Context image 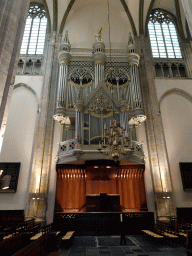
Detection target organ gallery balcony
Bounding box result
[55,138,145,165]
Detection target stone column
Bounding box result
[93,40,106,86]
[180,0,192,37]
[26,32,60,223]
[181,40,192,78]
[0,0,30,150]
[136,35,176,219]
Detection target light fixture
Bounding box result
[2,175,11,189]
[30,192,41,200]
[97,0,134,162]
[98,119,134,162]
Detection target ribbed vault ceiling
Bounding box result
[43,0,186,39]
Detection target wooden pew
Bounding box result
[0,232,24,256]
[48,231,62,250]
[142,224,164,244]
[142,229,164,238]
[0,210,24,227]
[12,233,50,256]
[29,223,52,241]
[47,251,61,256]
[158,221,179,245]
[186,230,192,256]
[11,223,59,256]
[0,222,59,256]
[0,218,36,241]
[61,231,75,248]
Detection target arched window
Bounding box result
[148,9,182,58]
[20,3,47,55]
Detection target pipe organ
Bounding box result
[54,30,146,164]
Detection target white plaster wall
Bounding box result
[15,76,43,99]
[0,87,38,210]
[155,78,192,208]
[0,75,43,211]
[155,78,192,101]
[64,3,131,49]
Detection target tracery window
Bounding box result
[20,4,47,55]
[148,9,182,58]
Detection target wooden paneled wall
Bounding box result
[55,164,147,213]
[117,168,147,212]
[55,168,86,212]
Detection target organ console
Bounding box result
[86,193,121,212]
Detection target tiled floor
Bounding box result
[60,235,187,256]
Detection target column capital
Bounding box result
[93,41,106,65]
[93,52,106,66]
[53,113,66,123]
[129,114,146,126]
[58,51,71,65]
[127,53,140,66]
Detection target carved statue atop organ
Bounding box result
[54,31,146,164]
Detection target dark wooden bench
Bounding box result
[47,250,61,256]
[0,232,24,256]
[0,218,36,241]
[161,221,179,244]
[142,225,164,245]
[0,210,24,226]
[186,248,192,256]
[27,223,41,238]
[48,231,62,250]
[142,229,164,239]
[62,231,75,248]
[0,222,61,256]
[163,218,188,243]
[29,223,51,241]
[142,223,164,236]
[11,223,59,256]
[12,233,50,256]
[186,230,192,256]
[0,221,41,255]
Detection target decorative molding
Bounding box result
[120,0,137,36]
[84,81,119,110]
[159,88,192,109]
[174,0,185,39]
[139,0,144,35]
[14,83,39,102]
[59,0,76,34]
[144,0,157,37]
[43,0,51,33]
[53,0,58,31]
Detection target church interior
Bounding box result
[0,0,192,255]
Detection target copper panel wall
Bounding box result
[86,180,117,194]
[55,167,86,212]
[86,165,117,195]
[117,167,147,211]
[55,164,147,213]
